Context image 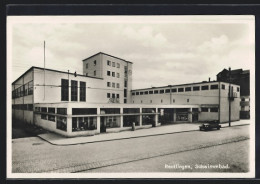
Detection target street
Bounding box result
[12,124,250,173]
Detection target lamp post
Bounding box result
[228,67,231,127]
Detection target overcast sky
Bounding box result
[8,16,254,89]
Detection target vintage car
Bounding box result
[199,120,221,131]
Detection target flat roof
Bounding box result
[82,52,133,64]
[131,81,239,92]
[12,66,103,85]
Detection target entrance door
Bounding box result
[192,113,198,122]
[100,117,106,133]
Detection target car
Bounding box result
[199,120,221,131]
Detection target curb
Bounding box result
[38,123,250,146]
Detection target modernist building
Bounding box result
[217,68,250,119]
[12,52,241,137]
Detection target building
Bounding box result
[12,52,241,137]
[131,81,240,124]
[217,68,250,119]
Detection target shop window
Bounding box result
[210,84,218,90]
[193,86,200,91]
[41,107,47,120]
[185,87,191,92]
[72,117,97,132]
[71,80,78,101]
[202,85,209,90]
[48,108,55,122]
[72,108,97,115]
[57,117,67,131]
[61,79,69,101]
[80,81,86,101]
[201,108,208,112]
[178,88,184,92]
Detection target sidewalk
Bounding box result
[38,120,250,146]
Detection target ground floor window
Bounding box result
[176,113,188,121]
[41,107,47,120]
[72,117,97,132]
[142,115,155,125]
[57,117,67,131]
[104,116,120,128]
[123,115,140,127]
[48,108,55,122]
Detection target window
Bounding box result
[28,104,33,111]
[57,117,67,131]
[117,73,120,78]
[210,85,218,90]
[154,90,158,94]
[124,89,127,97]
[150,100,152,103]
[140,92,144,95]
[237,87,240,92]
[93,60,96,65]
[202,85,209,90]
[141,100,143,103]
[107,60,111,65]
[124,99,127,103]
[20,85,24,97]
[201,108,208,112]
[71,80,78,101]
[136,92,140,95]
[178,88,184,92]
[48,108,55,122]
[41,107,47,120]
[124,80,127,87]
[107,82,111,87]
[149,90,153,94]
[61,79,69,101]
[171,88,177,93]
[57,108,67,115]
[112,82,115,88]
[117,63,120,68]
[86,73,88,76]
[165,89,170,93]
[28,81,33,95]
[161,99,163,103]
[210,108,218,112]
[107,93,111,98]
[94,70,96,76]
[24,83,29,96]
[222,84,225,89]
[86,63,88,69]
[117,94,120,98]
[80,82,86,101]
[193,86,200,91]
[187,99,189,102]
[112,93,115,98]
[132,92,135,96]
[173,99,175,103]
[112,62,115,67]
[185,87,191,92]
[112,72,115,77]
[145,91,148,94]
[107,71,111,76]
[117,83,120,88]
[160,90,164,94]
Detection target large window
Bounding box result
[41,107,47,120]
[210,85,218,90]
[57,108,67,115]
[160,90,164,94]
[72,117,97,132]
[210,108,218,112]
[202,85,209,90]
[57,117,67,131]
[61,79,69,101]
[178,88,184,92]
[193,86,200,91]
[28,81,33,95]
[165,89,170,93]
[80,81,86,101]
[201,108,208,112]
[171,88,177,93]
[185,87,191,92]
[48,108,55,122]
[71,80,78,101]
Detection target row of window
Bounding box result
[12,104,33,111]
[107,71,120,78]
[107,93,120,99]
[201,107,219,112]
[12,81,33,99]
[132,84,239,96]
[61,79,86,101]
[107,60,120,68]
[107,82,120,88]
[133,99,187,104]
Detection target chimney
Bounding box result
[209,77,211,82]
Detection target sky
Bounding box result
[8,16,255,89]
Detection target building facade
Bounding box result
[12,52,241,137]
[217,68,250,119]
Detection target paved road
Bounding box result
[12,125,250,173]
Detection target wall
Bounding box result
[82,54,102,78]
